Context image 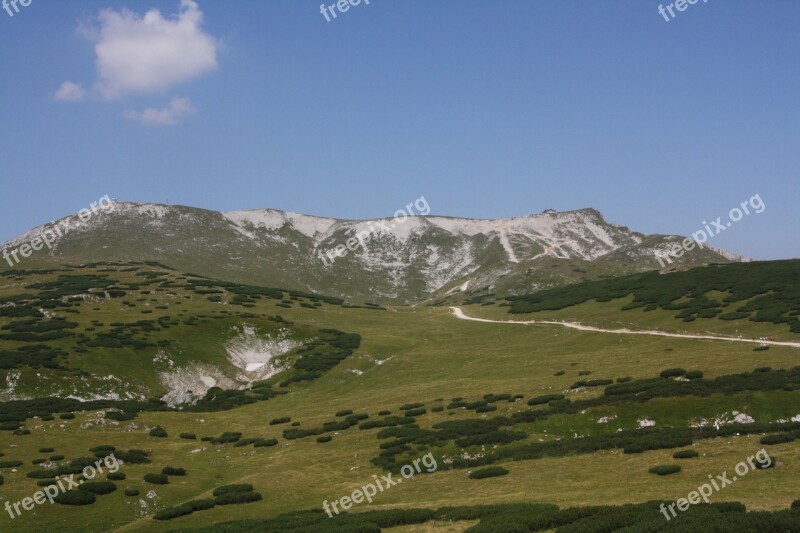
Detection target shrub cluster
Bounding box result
[506,260,800,334]
[660,368,687,378]
[649,464,682,476]
[54,490,96,506]
[80,481,117,495]
[527,394,564,406]
[149,426,168,438]
[571,379,613,389]
[154,499,217,521]
[469,466,509,479]
[215,491,263,506]
[115,449,151,464]
[673,449,700,459]
[761,432,798,445]
[144,473,169,485]
[212,484,263,506]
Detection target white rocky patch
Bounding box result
[152,351,174,369]
[157,325,301,406]
[637,418,656,428]
[690,411,756,428]
[225,325,300,378]
[158,363,238,407]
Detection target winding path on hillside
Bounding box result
[449,307,800,348]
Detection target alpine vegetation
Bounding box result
[322,452,437,517]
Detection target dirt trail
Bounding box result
[449,307,800,348]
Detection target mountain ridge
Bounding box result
[2,201,738,303]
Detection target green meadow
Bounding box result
[0,262,798,531]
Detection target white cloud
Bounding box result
[58,0,218,101]
[54,81,87,101]
[124,97,196,126]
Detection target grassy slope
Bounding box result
[459,260,800,343]
[0,265,798,531]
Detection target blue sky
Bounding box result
[1,0,798,259]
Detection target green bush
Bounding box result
[154,503,194,521]
[179,432,197,440]
[36,479,56,486]
[190,499,216,511]
[649,464,681,476]
[570,379,613,388]
[124,488,139,497]
[211,431,242,444]
[215,491,263,505]
[527,394,566,406]
[27,469,57,478]
[269,417,290,425]
[67,457,96,470]
[59,413,76,420]
[317,436,332,443]
[162,466,187,476]
[685,370,704,380]
[660,368,687,378]
[761,433,796,445]
[792,500,800,509]
[32,458,46,464]
[254,438,278,447]
[469,467,509,479]
[38,447,55,453]
[115,450,151,464]
[378,410,391,416]
[154,499,217,521]
[335,409,353,417]
[80,481,117,495]
[108,472,126,480]
[144,473,169,485]
[359,416,416,430]
[235,437,266,448]
[49,455,64,461]
[673,449,700,459]
[54,490,96,506]
[149,426,168,438]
